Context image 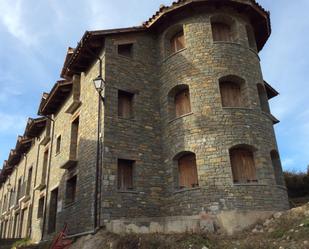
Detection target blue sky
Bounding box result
[0,0,308,172]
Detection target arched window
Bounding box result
[246,25,256,49]
[271,150,284,186]
[168,85,192,118]
[211,15,235,42]
[177,152,198,189]
[257,83,270,113]
[219,75,246,108]
[229,145,257,184]
[170,31,185,54]
[212,22,232,42]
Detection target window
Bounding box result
[220,81,242,107]
[170,31,185,53]
[41,149,49,185]
[246,25,256,49]
[16,178,22,202]
[219,76,246,108]
[48,188,58,233]
[118,90,134,119]
[177,153,198,189]
[257,83,270,113]
[212,22,232,42]
[37,196,45,219]
[118,43,133,58]
[229,146,257,184]
[175,88,191,117]
[118,159,134,191]
[26,167,33,195]
[70,117,79,159]
[65,176,77,205]
[56,135,61,154]
[271,150,284,186]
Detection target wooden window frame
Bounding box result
[118,43,133,58]
[174,88,192,117]
[230,147,257,184]
[37,196,45,219]
[65,175,77,205]
[118,90,134,119]
[48,187,58,234]
[117,159,134,191]
[170,30,185,54]
[177,153,199,189]
[211,22,232,42]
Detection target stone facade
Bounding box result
[0,0,289,242]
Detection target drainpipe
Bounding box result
[41,115,55,241]
[84,46,104,231]
[28,137,41,238]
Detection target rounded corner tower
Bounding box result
[145,0,289,230]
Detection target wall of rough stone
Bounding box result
[100,33,164,223]
[157,8,289,216]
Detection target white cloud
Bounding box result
[0,0,38,46]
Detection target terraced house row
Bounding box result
[0,0,289,242]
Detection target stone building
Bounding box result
[0,0,289,242]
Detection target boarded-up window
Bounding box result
[118,159,134,191]
[37,196,45,219]
[178,153,198,188]
[170,31,185,53]
[48,188,58,234]
[70,117,79,159]
[26,167,33,195]
[220,81,243,107]
[41,149,49,185]
[257,84,270,113]
[246,25,256,49]
[212,22,232,42]
[230,148,257,183]
[56,135,61,154]
[118,90,134,119]
[175,88,191,117]
[65,175,77,205]
[271,150,284,186]
[118,43,133,58]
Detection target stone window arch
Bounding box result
[210,14,236,42]
[246,25,257,50]
[173,151,198,189]
[229,144,257,184]
[164,24,186,56]
[257,83,270,113]
[271,150,285,186]
[219,75,247,108]
[168,84,191,118]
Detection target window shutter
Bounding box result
[178,154,198,188]
[175,89,191,117]
[118,91,133,118]
[220,81,242,107]
[230,149,256,183]
[118,160,133,190]
[171,31,185,53]
[212,22,232,42]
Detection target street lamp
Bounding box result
[93,75,105,101]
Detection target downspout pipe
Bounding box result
[84,46,104,231]
[41,115,55,241]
